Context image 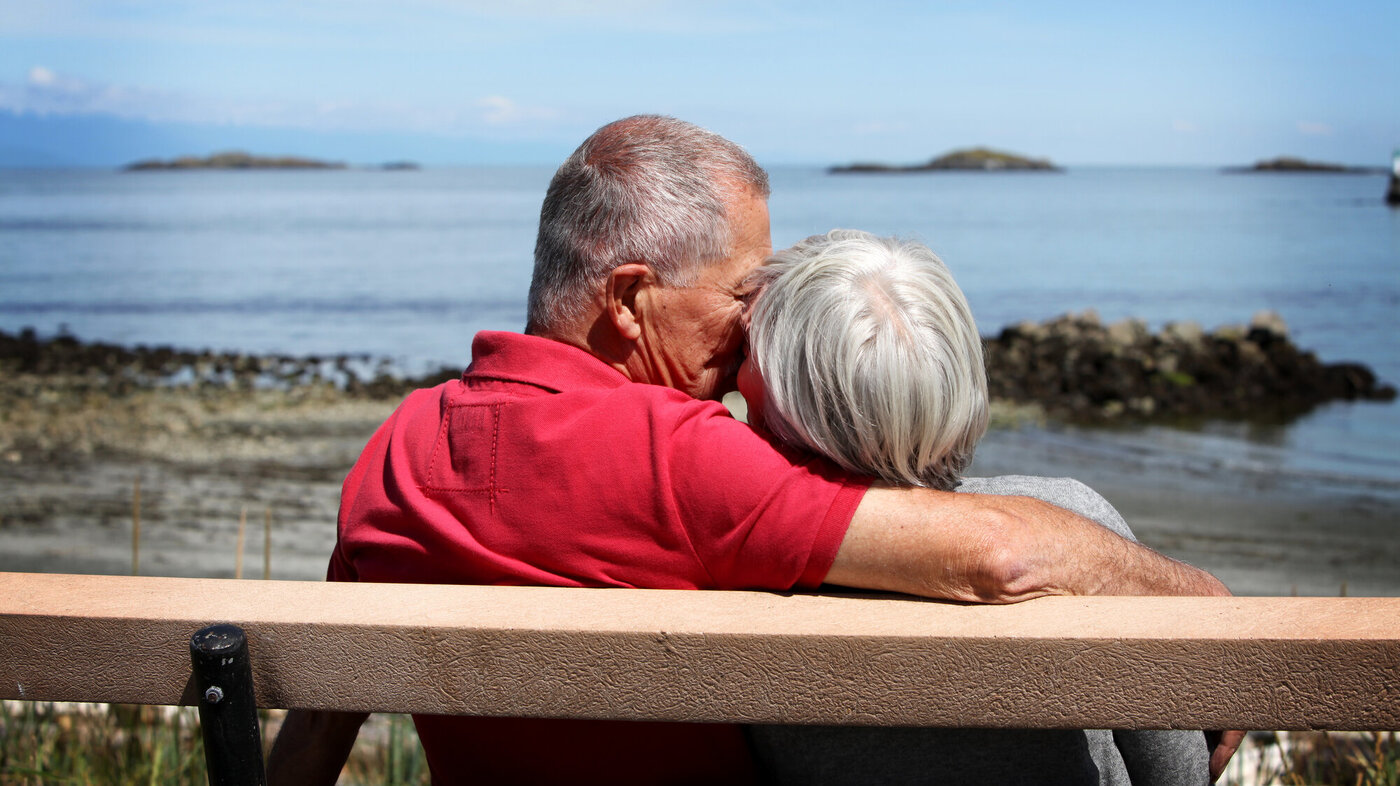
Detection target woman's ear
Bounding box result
[606,263,651,341]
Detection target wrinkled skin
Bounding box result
[621,189,771,401]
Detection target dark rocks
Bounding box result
[5,321,1394,425]
[1387,174,1400,207]
[983,311,1396,424]
[0,328,458,399]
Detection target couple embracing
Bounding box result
[270,115,1236,785]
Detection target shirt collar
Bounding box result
[464,331,632,394]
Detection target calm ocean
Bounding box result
[2,165,1397,496]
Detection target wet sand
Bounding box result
[972,428,1400,597]
[2,381,1397,596]
[0,384,387,581]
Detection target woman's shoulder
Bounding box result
[956,475,1135,541]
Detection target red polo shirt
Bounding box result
[329,331,868,784]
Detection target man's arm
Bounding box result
[267,709,369,786]
[825,485,1230,601]
[828,486,1240,779]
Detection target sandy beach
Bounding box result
[2,372,1397,597]
[971,428,1400,597]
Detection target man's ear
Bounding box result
[606,263,652,342]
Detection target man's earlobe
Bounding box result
[607,263,651,342]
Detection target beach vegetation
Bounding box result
[0,701,430,785]
[1224,730,1400,786]
[1157,370,1197,387]
[2,701,1395,785]
[1283,731,1400,786]
[0,701,208,785]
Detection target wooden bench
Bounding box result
[3,572,1399,781]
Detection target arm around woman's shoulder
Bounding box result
[824,482,1228,603]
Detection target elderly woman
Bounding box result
[738,230,1208,786]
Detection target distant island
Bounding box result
[830,147,1061,174]
[124,151,347,171]
[1224,156,1383,174]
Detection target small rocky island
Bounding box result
[831,147,1060,174]
[124,151,347,171]
[1224,156,1381,174]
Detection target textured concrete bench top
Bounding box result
[2,572,1397,729]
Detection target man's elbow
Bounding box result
[962,541,1060,604]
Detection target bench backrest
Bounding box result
[3,572,1398,729]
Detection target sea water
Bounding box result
[1,165,1397,495]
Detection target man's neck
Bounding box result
[528,317,636,384]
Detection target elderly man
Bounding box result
[269,115,1231,785]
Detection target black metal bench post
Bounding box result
[190,624,267,786]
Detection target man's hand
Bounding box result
[1206,729,1246,783]
[826,485,1230,602]
[267,709,369,786]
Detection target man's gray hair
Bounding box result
[527,115,770,331]
[746,230,989,489]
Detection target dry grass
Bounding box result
[0,701,430,785]
[1224,731,1400,786]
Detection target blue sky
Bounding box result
[1,0,1397,167]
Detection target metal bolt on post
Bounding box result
[190,624,267,786]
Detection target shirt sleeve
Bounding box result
[664,401,870,590]
[326,541,358,582]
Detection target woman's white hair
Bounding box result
[746,230,989,489]
[527,115,769,332]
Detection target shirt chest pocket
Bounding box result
[422,403,507,509]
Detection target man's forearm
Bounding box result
[826,486,1229,602]
[990,490,1230,599]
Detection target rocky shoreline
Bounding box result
[4,313,1393,441]
[984,311,1395,423]
[0,328,459,400]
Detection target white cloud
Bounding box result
[1171,119,1199,134]
[27,66,57,86]
[1296,121,1333,136]
[1,67,564,137]
[477,95,559,125]
[0,66,175,119]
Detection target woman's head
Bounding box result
[740,229,989,489]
